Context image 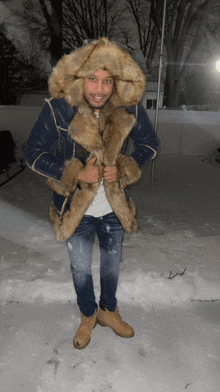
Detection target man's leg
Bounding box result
[67,215,98,317]
[96,212,124,312]
[67,215,98,349]
[96,212,134,338]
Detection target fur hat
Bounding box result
[48,37,146,108]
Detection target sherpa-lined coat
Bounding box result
[25,38,159,242]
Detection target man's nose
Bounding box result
[95,81,104,92]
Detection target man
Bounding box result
[24,38,159,350]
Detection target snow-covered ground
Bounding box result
[1,155,220,392]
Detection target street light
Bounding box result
[216,59,220,73]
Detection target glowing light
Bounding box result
[216,59,220,73]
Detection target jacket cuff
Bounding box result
[47,158,84,196]
[117,155,141,189]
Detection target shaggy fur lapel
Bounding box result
[49,102,141,241]
[69,102,136,165]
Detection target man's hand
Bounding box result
[104,166,117,182]
[77,157,103,183]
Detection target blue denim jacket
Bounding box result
[25,97,159,213]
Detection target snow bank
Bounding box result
[1,267,220,309]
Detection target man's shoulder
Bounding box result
[126,103,146,119]
[47,97,77,113]
[126,104,137,114]
[46,97,78,125]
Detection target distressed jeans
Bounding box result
[66,212,124,317]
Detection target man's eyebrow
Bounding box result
[90,74,113,78]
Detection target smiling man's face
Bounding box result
[84,69,114,111]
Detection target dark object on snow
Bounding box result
[0,164,26,187]
[215,148,220,164]
[0,130,16,174]
[167,268,186,279]
[0,130,26,188]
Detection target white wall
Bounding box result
[1,105,220,156]
[147,109,220,156]
[0,106,42,146]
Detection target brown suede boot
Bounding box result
[97,306,134,338]
[73,309,97,349]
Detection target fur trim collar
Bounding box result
[48,38,146,108]
[48,103,141,241]
[68,101,136,165]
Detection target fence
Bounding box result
[1,105,220,157]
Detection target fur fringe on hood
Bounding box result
[48,37,146,107]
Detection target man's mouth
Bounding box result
[92,95,105,103]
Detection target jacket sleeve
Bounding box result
[129,104,159,168]
[24,101,65,181]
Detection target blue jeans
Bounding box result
[66,212,124,317]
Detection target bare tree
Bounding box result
[124,0,160,78]
[125,0,220,107]
[0,25,47,104]
[62,0,120,51]
[19,0,62,67]
[38,0,63,66]
[19,0,122,70]
[152,0,219,107]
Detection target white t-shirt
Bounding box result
[84,111,113,217]
[85,179,113,217]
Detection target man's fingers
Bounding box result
[88,156,96,165]
[104,166,117,182]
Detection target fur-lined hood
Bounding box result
[48,37,146,108]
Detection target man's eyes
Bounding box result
[88,78,112,84]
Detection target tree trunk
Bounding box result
[164,63,175,107]
[50,0,63,66]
